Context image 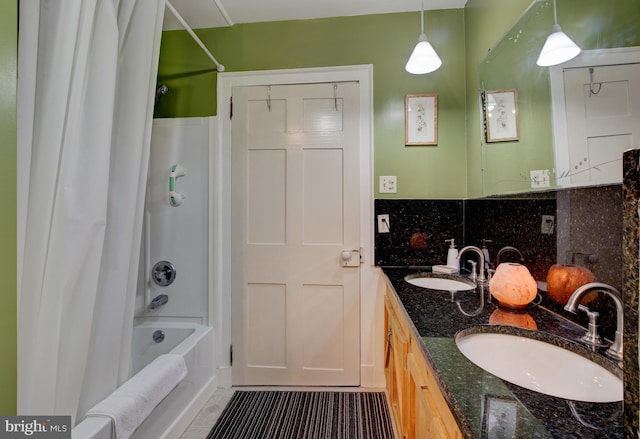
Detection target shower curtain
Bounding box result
[17,0,165,424]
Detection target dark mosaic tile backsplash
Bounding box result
[374,185,623,339]
[374,199,464,267]
[374,185,622,289]
[464,196,556,281]
[556,184,623,288]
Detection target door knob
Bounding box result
[341,249,361,267]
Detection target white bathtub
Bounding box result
[72,322,216,439]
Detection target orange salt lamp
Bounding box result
[489,308,538,330]
[489,263,538,309]
[546,264,596,305]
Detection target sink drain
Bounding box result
[153,330,165,343]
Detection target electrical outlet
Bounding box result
[377,214,390,233]
[541,215,555,234]
[530,169,551,188]
[379,176,397,194]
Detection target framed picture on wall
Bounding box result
[405,94,438,145]
[484,89,520,142]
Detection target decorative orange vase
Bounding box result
[546,264,596,305]
[489,263,538,309]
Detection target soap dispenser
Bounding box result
[445,239,460,273]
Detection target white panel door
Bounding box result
[563,63,640,185]
[231,82,361,386]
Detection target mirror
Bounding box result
[478,0,640,196]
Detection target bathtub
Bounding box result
[72,322,216,439]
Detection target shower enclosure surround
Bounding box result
[136,117,211,321]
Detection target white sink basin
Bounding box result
[404,274,475,291]
[455,327,623,403]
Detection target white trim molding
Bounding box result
[214,65,381,388]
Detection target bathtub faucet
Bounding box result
[150,294,169,309]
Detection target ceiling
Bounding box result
[163,0,468,31]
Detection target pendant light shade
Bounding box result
[536,0,581,66]
[406,34,442,74]
[405,1,442,74]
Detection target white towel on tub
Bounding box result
[86,353,187,439]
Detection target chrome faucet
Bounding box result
[467,260,478,282]
[564,282,623,362]
[150,294,169,310]
[457,246,486,284]
[496,246,525,265]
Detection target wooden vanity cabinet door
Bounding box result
[407,351,462,439]
[407,352,432,438]
[384,283,464,439]
[384,293,410,438]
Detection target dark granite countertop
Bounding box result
[381,267,624,439]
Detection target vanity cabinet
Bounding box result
[384,284,463,439]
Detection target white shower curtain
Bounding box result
[17,0,165,424]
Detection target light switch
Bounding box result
[380,176,397,193]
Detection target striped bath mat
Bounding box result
[206,390,394,439]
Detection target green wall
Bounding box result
[158,0,640,199]
[157,11,470,198]
[0,0,17,415]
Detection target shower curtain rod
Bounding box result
[165,1,225,72]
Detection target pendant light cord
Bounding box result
[420,0,424,35]
[552,0,558,25]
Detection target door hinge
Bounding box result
[230,344,233,366]
[229,96,233,120]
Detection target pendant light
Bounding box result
[536,0,581,66]
[405,0,442,74]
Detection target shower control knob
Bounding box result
[152,261,176,286]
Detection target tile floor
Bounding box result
[179,387,235,439]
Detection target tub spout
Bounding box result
[150,294,169,309]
